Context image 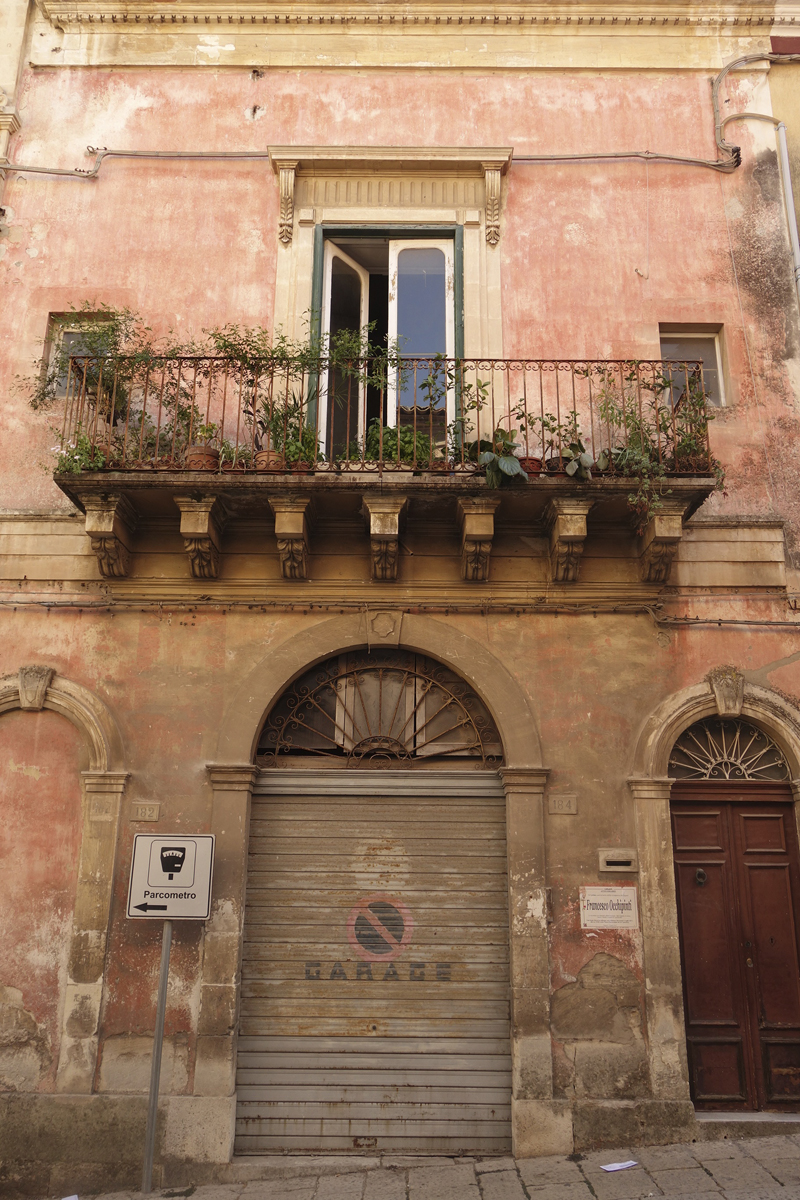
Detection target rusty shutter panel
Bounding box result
[236,771,511,1153]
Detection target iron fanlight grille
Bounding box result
[669,718,790,781]
[256,650,503,768]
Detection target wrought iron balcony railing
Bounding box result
[55,354,714,480]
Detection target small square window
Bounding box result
[659,330,724,407]
[45,313,112,398]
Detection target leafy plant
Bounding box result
[54,433,107,474]
[192,422,219,446]
[478,428,528,488]
[363,420,435,465]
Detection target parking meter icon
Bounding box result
[147,839,197,888]
[160,847,186,880]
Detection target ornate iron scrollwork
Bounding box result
[256,650,502,769]
[669,717,790,781]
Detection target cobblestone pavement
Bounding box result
[52,1133,800,1200]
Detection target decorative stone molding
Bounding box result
[18,665,54,710]
[175,494,224,579]
[707,665,745,716]
[482,159,506,245]
[362,495,407,582]
[269,495,311,579]
[0,110,21,166]
[80,493,136,578]
[544,499,593,583]
[638,500,686,584]
[273,157,298,244]
[0,670,128,1093]
[269,146,512,241]
[457,497,500,582]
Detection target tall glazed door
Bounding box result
[671,783,800,1110]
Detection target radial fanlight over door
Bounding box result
[256,650,503,767]
[669,718,790,781]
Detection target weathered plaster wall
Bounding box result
[2,66,800,554]
[0,606,796,1109]
[0,709,83,1092]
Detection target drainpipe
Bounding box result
[777,122,800,309]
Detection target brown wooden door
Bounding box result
[671,783,800,1111]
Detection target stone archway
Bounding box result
[0,666,128,1093]
[205,613,567,1159]
[627,669,800,1119]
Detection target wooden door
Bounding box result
[671,783,800,1110]
[235,771,511,1152]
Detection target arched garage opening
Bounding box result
[236,647,512,1154]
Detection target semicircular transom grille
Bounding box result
[256,650,503,767]
[669,717,790,781]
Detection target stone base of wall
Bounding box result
[0,1093,235,1197]
[571,1099,698,1151]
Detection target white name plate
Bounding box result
[580,885,639,929]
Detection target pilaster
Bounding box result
[199,765,259,1104]
[56,770,130,1093]
[628,776,691,1103]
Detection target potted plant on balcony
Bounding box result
[253,392,320,472]
[186,422,221,471]
[363,419,434,469]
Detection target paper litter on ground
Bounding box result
[600,1160,638,1172]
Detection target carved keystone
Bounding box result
[18,666,54,710]
[639,501,686,584]
[545,499,593,583]
[269,495,311,580]
[81,494,136,578]
[175,495,224,579]
[362,496,408,582]
[707,665,745,716]
[458,498,500,582]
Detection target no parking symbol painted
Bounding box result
[347,894,414,962]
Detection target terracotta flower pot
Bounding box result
[519,457,543,476]
[186,444,220,471]
[287,459,313,474]
[545,454,567,474]
[254,448,285,472]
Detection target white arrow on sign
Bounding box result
[127,834,215,920]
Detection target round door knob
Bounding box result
[695,868,707,886]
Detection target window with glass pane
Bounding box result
[659,333,723,407]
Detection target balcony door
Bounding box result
[320,237,455,457]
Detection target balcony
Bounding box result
[53,354,719,587]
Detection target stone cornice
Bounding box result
[36,0,793,28]
[269,146,512,176]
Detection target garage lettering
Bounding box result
[304,962,453,981]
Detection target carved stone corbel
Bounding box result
[18,666,54,710]
[81,494,136,578]
[545,499,594,583]
[638,501,686,584]
[269,495,311,580]
[275,159,298,244]
[362,496,408,582]
[458,497,500,582]
[174,495,225,579]
[482,160,505,246]
[707,665,745,716]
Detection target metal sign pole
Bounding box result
[142,919,173,1195]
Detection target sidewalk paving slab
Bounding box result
[362,1170,407,1200]
[476,1169,527,1200]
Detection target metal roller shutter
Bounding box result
[236,770,511,1153]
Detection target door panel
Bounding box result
[672,788,800,1112]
